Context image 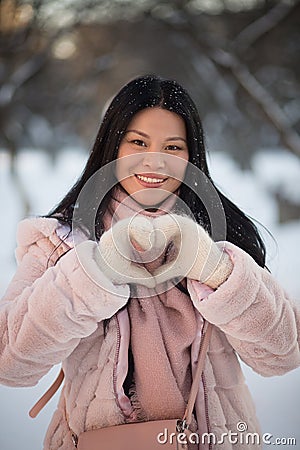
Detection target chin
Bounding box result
[131,189,171,207]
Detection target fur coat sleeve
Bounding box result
[187,242,300,377]
[0,218,130,387]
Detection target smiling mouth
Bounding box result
[135,174,167,184]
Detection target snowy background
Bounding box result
[0,146,299,449]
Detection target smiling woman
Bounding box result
[116,107,189,206]
[0,74,299,450]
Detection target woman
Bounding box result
[0,75,299,450]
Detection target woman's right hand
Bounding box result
[95,216,156,288]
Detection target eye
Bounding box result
[166,144,182,151]
[131,139,146,147]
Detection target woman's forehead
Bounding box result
[126,107,186,137]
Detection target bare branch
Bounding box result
[211,49,300,158]
[0,7,85,107]
[153,4,300,158]
[232,1,298,52]
[0,53,48,106]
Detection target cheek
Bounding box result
[115,157,131,182]
[180,158,189,177]
[168,157,189,181]
[116,152,147,182]
[115,144,130,178]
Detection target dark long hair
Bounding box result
[46,74,266,267]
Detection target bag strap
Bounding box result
[29,322,212,420]
[29,368,65,418]
[182,321,213,428]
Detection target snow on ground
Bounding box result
[0,148,299,450]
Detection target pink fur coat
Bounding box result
[0,217,299,449]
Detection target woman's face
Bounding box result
[116,107,189,207]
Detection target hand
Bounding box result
[152,214,233,289]
[95,216,156,288]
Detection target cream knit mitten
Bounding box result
[152,214,233,289]
[95,216,156,287]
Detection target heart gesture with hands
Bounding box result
[94,213,232,290]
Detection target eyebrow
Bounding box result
[126,129,187,143]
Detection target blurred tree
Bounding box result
[0,0,299,219]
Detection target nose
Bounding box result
[142,151,165,170]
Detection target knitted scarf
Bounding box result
[103,188,199,425]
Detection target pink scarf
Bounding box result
[103,188,199,426]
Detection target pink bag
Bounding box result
[73,418,197,450]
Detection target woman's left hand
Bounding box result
[152,214,233,289]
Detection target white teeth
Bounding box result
[136,175,165,183]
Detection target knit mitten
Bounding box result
[152,214,233,289]
[95,216,156,287]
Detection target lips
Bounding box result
[135,173,167,187]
